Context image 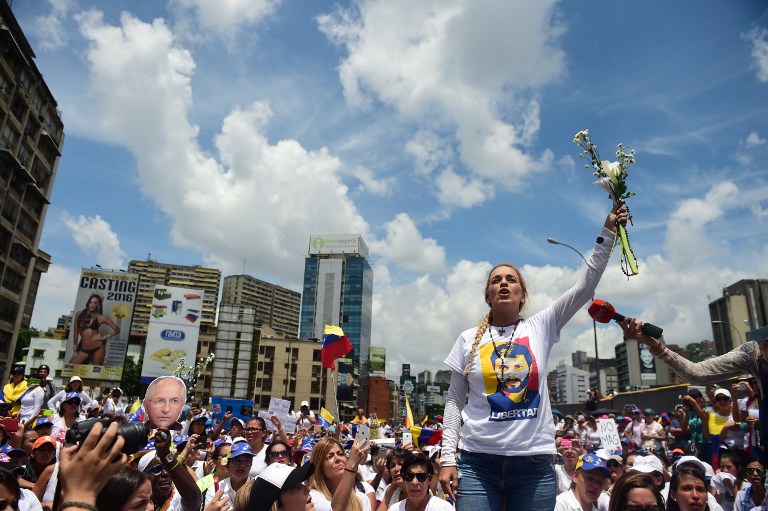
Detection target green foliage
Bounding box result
[120,356,144,399]
[13,327,39,364]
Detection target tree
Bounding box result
[120,356,144,400]
[13,327,39,365]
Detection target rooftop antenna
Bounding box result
[147,252,151,261]
[242,259,246,275]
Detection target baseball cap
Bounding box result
[630,455,664,475]
[33,436,57,450]
[300,401,309,408]
[575,453,611,478]
[11,366,24,375]
[0,453,23,474]
[69,376,82,383]
[0,445,26,458]
[714,388,731,399]
[191,411,210,422]
[250,462,315,511]
[229,442,254,458]
[37,364,50,372]
[644,408,655,415]
[595,449,622,464]
[674,455,706,473]
[64,392,81,402]
[687,388,703,398]
[33,417,52,429]
[172,434,190,446]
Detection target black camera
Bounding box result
[65,418,148,455]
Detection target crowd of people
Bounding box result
[0,202,766,511]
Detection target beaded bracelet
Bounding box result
[61,502,98,511]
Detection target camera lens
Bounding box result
[65,418,148,455]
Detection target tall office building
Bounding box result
[0,2,64,379]
[126,260,221,335]
[709,279,767,354]
[221,274,300,337]
[299,235,373,406]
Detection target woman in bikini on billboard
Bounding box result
[69,294,120,365]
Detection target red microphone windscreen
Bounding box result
[588,299,616,324]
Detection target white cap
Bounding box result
[69,376,82,383]
[300,401,309,407]
[674,455,706,473]
[138,450,157,472]
[714,388,731,399]
[630,455,664,475]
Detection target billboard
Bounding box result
[426,385,441,393]
[369,347,386,373]
[141,286,204,384]
[309,234,369,257]
[63,269,139,382]
[638,343,656,380]
[337,358,355,402]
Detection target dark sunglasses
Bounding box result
[607,460,621,468]
[145,464,167,476]
[402,472,430,483]
[715,396,731,402]
[268,450,289,459]
[746,467,766,475]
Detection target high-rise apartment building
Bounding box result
[221,274,300,337]
[0,2,64,379]
[211,303,258,399]
[299,235,373,408]
[709,279,767,355]
[126,260,221,335]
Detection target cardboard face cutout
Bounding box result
[143,376,186,430]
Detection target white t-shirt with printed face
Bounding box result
[444,313,559,456]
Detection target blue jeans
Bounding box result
[456,450,556,511]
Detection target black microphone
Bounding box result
[588,299,664,338]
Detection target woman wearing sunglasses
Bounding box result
[388,454,452,511]
[734,460,765,511]
[266,441,293,466]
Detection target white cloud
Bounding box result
[30,265,81,331]
[745,27,768,84]
[746,131,766,147]
[405,130,453,176]
[169,0,280,37]
[26,0,73,51]
[61,213,126,269]
[318,0,563,188]
[348,165,394,196]
[370,213,446,273]
[434,168,492,208]
[74,11,370,283]
[664,181,739,266]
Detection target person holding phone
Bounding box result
[439,203,627,511]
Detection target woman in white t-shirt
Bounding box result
[438,203,627,511]
[309,436,371,511]
[388,454,452,511]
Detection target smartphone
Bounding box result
[42,409,54,416]
[740,383,747,391]
[195,434,207,449]
[402,431,412,446]
[2,418,18,433]
[377,446,390,462]
[358,424,370,443]
[225,406,233,414]
[560,439,572,448]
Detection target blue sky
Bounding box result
[14,0,768,377]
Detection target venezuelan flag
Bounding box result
[321,325,353,369]
[410,425,443,447]
[317,407,335,428]
[404,395,414,429]
[129,398,142,414]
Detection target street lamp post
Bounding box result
[547,237,601,395]
[712,320,747,350]
[284,338,295,400]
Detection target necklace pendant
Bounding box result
[499,327,505,335]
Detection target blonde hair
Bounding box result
[309,438,363,511]
[463,263,528,376]
[233,479,255,511]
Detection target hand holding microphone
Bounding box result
[588,299,664,339]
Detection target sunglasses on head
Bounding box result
[402,472,430,483]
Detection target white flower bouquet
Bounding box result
[574,129,639,276]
